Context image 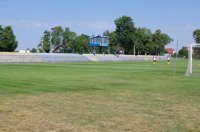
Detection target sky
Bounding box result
[0,0,199,50]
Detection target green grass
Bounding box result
[0,60,199,95]
[0,60,200,131]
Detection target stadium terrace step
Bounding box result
[0,53,90,64]
[0,53,168,64]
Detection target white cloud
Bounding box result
[77,21,115,30]
[185,24,200,32]
[163,24,199,33]
[47,21,72,29]
[18,20,44,28]
[0,18,46,28]
[0,18,114,32]
[0,18,74,30]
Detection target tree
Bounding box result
[103,30,118,54]
[103,30,110,36]
[114,16,136,54]
[40,27,77,53]
[135,28,152,55]
[0,25,4,50]
[62,27,76,53]
[151,29,173,55]
[193,47,200,59]
[39,30,50,53]
[74,34,90,54]
[30,48,37,53]
[193,29,200,43]
[178,47,188,58]
[193,29,200,58]
[0,25,18,52]
[51,26,63,48]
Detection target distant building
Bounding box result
[88,35,109,54]
[164,48,175,55]
[19,50,30,53]
[89,35,109,47]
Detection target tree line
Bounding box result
[178,29,200,59]
[39,16,173,55]
[106,16,173,55]
[38,26,91,54]
[193,29,200,59]
[0,25,18,52]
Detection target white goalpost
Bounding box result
[185,43,200,77]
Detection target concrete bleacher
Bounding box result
[0,52,168,64]
[35,53,90,63]
[83,54,167,62]
[0,53,43,64]
[0,53,90,64]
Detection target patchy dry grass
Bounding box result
[0,61,200,131]
[1,90,200,132]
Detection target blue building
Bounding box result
[89,35,109,47]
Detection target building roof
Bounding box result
[89,35,109,39]
[165,48,175,54]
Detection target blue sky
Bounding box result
[0,0,199,50]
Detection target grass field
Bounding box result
[0,60,200,131]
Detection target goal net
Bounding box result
[185,44,200,77]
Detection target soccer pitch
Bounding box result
[0,61,200,131]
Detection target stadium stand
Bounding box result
[35,53,90,63]
[83,54,167,62]
[0,52,168,64]
[0,53,90,64]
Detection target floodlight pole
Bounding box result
[174,40,179,76]
[50,31,52,53]
[50,28,54,53]
[156,46,159,55]
[59,34,63,53]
